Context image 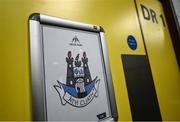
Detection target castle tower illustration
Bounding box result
[82,52,92,84]
[66,51,74,86]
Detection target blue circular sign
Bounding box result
[127,35,137,50]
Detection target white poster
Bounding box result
[42,25,111,121]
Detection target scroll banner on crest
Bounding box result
[54,78,100,107]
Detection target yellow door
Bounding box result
[135,0,180,120]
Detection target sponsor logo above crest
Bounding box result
[69,36,82,46]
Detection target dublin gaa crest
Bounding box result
[54,51,100,107]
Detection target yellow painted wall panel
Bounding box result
[0,0,144,120]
